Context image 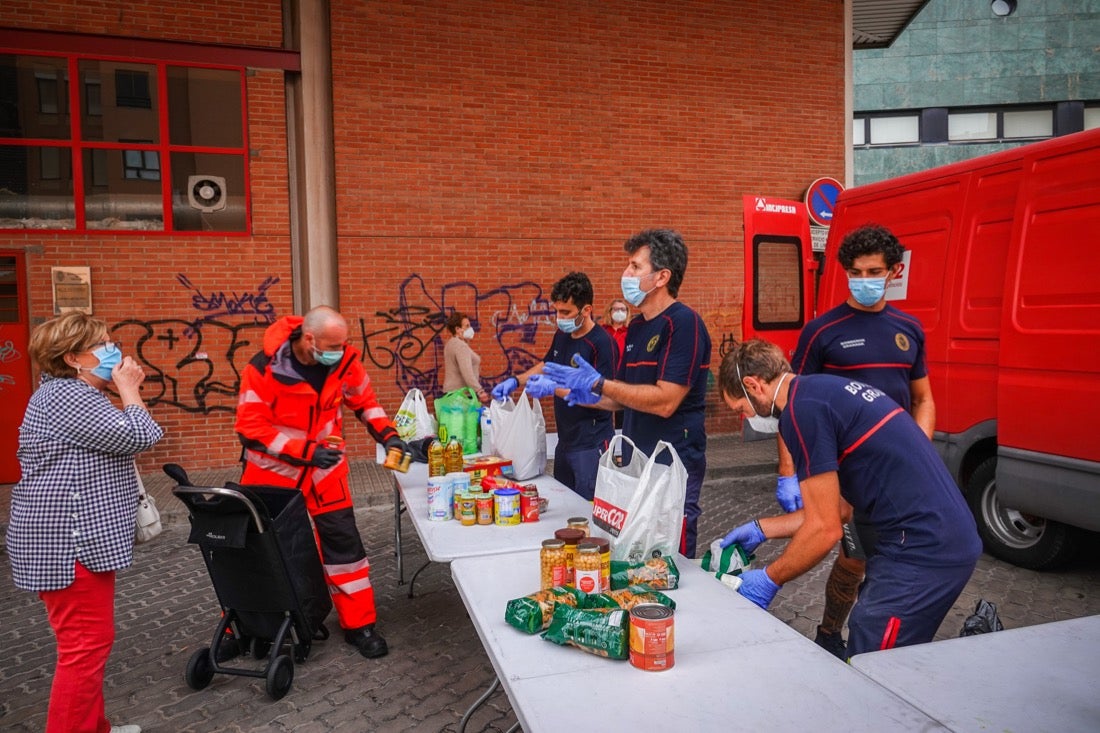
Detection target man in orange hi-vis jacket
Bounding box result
[236,305,407,659]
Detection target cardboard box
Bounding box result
[463,455,515,484]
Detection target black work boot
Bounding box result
[814,626,848,661]
[345,624,389,659]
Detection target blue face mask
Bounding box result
[312,348,345,367]
[557,313,583,334]
[621,274,654,307]
[90,343,122,381]
[848,277,887,307]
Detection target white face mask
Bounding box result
[737,364,788,434]
[611,308,628,324]
[462,327,475,340]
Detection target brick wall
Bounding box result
[2,0,845,472]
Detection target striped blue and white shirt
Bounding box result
[6,375,164,591]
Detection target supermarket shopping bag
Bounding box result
[490,393,546,480]
[592,435,686,564]
[394,388,437,442]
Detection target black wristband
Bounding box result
[592,376,606,395]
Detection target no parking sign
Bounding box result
[804,177,844,227]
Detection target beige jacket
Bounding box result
[442,336,484,394]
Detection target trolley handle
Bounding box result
[171,486,266,534]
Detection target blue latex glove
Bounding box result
[776,475,803,512]
[542,353,600,394]
[564,387,600,407]
[491,376,518,401]
[737,568,782,609]
[718,519,766,554]
[524,373,559,399]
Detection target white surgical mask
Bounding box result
[737,363,788,435]
[611,308,628,324]
[462,327,475,340]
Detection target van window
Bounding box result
[752,235,804,331]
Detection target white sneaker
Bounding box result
[110,726,141,733]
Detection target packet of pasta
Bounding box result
[504,586,585,634]
[586,584,676,611]
[541,605,629,659]
[609,554,680,590]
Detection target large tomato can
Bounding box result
[629,604,675,671]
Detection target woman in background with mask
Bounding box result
[6,312,163,733]
[442,311,490,404]
[601,298,630,428]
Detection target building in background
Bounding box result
[853,0,1100,185]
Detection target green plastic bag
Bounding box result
[435,387,480,454]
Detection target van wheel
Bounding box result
[965,457,1079,570]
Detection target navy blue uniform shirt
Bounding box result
[543,324,617,450]
[780,374,980,567]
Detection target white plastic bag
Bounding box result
[394,388,437,442]
[489,393,547,480]
[591,435,687,563]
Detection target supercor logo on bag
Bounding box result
[592,497,628,536]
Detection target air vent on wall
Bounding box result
[187,175,228,213]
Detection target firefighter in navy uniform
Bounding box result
[235,305,406,659]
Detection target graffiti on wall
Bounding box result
[177,274,281,334]
[361,274,555,394]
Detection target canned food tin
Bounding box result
[493,488,521,526]
[475,495,494,525]
[520,489,539,522]
[426,477,453,521]
[457,493,477,526]
[629,604,675,671]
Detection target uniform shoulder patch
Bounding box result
[895,333,910,351]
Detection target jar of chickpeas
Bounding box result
[573,541,602,594]
[540,539,568,589]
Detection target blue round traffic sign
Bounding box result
[805,177,844,227]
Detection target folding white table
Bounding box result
[451,549,946,733]
[389,459,594,593]
[850,614,1100,732]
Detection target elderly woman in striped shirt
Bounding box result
[6,312,163,733]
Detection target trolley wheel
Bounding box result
[250,637,271,660]
[185,647,215,691]
[265,655,295,700]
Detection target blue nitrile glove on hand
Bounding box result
[542,353,600,394]
[737,568,782,609]
[776,475,803,512]
[310,446,343,469]
[718,519,766,554]
[524,373,559,399]
[491,377,518,401]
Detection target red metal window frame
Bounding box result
[0,28,299,236]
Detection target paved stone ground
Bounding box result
[2,436,1098,732]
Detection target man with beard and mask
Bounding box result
[772,224,935,660]
[715,338,979,659]
[236,305,406,659]
[490,272,618,500]
[540,230,711,557]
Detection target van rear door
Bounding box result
[741,195,816,360]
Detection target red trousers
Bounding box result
[38,561,116,733]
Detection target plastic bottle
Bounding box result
[428,439,446,477]
[444,436,464,474]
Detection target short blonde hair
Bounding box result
[28,312,109,378]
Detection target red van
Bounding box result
[745,128,1100,569]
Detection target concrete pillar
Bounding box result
[283,0,339,312]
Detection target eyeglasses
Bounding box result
[90,340,123,353]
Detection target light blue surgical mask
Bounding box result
[312,348,345,366]
[620,273,655,307]
[849,277,887,307]
[90,343,122,381]
[557,313,583,334]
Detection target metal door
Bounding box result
[0,251,32,483]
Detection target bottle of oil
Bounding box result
[428,438,446,477]
[444,436,464,474]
